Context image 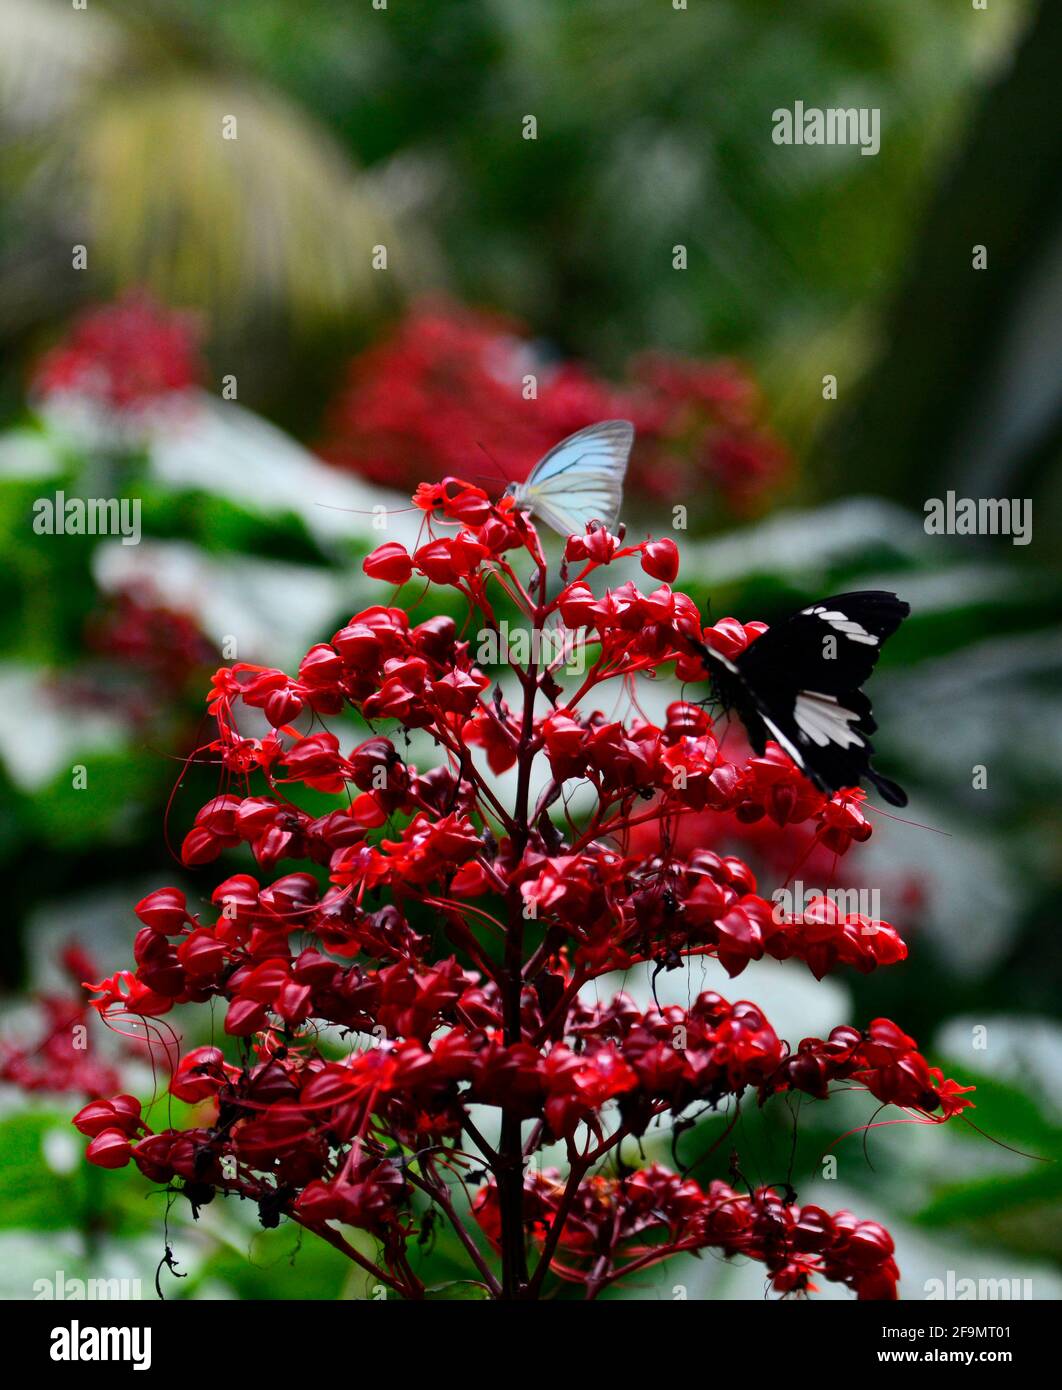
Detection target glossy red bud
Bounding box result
[134,887,188,934]
[363,542,414,585]
[86,1127,133,1169]
[641,538,679,582]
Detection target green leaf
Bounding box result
[424,1280,492,1300]
[184,1222,354,1301]
[918,1163,1062,1229]
[0,1110,158,1236]
[27,750,166,848]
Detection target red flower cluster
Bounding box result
[474,1165,900,1299]
[78,480,970,1300]
[318,301,788,518]
[625,352,788,513]
[85,587,215,689]
[1,944,123,1098]
[49,586,217,730]
[31,294,203,411]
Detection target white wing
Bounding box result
[511,420,633,537]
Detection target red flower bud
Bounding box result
[641,538,679,582]
[134,887,188,934]
[264,687,303,726]
[73,1095,142,1138]
[86,1128,133,1169]
[363,542,414,585]
[181,826,223,866]
[170,1046,235,1102]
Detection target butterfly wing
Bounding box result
[702,591,910,805]
[737,591,909,695]
[512,420,634,537]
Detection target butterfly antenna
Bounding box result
[958,1114,1053,1162]
[475,441,512,488]
[864,805,952,837]
[312,502,418,517]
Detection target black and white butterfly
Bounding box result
[692,591,910,806]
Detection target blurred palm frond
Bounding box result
[1,0,405,347]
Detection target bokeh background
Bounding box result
[1,0,1060,1299]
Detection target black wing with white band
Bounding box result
[695,591,910,806]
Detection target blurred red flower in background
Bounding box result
[31,294,204,412]
[0,945,124,1098]
[85,587,217,694]
[46,587,218,729]
[318,300,789,519]
[628,352,789,513]
[29,294,788,521]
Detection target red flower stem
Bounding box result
[496,949,530,1296]
[292,1215,413,1298]
[492,561,535,614]
[462,1115,500,1165]
[522,1121,544,1157]
[520,925,566,981]
[427,894,505,939]
[394,1249,427,1299]
[424,900,504,985]
[431,725,515,831]
[570,800,677,852]
[528,1109,678,1294]
[495,596,546,1299]
[566,652,677,713]
[405,1168,502,1295]
[588,1239,702,1298]
[559,657,607,711]
[530,971,589,1047]
[526,1151,591,1298]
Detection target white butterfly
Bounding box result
[505,419,634,538]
